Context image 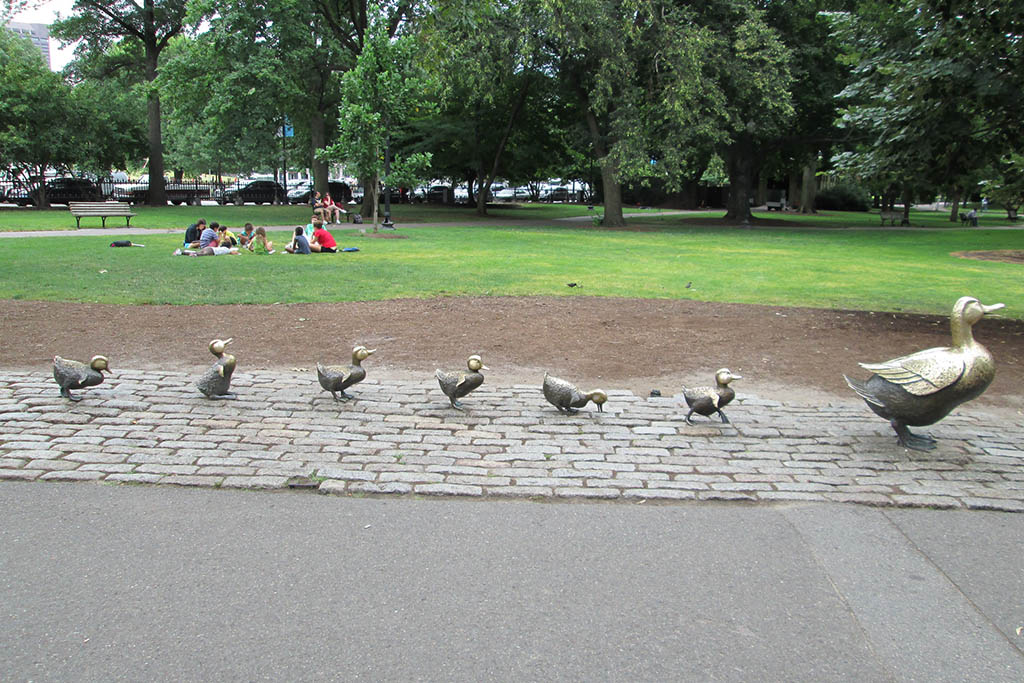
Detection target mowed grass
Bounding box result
[0,220,1019,318]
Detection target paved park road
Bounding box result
[1,482,1023,681]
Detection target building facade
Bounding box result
[6,22,51,69]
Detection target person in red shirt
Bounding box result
[310,223,337,253]
[321,193,346,224]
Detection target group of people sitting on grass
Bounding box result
[174,216,337,256]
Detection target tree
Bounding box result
[762,0,850,214]
[321,8,433,231]
[980,154,1024,221]
[52,0,192,205]
[310,0,422,216]
[828,0,1024,222]
[0,29,78,205]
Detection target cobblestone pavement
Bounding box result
[2,369,1023,512]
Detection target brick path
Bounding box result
[2,369,1023,512]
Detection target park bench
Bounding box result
[879,209,907,226]
[68,201,137,229]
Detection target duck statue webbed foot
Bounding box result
[542,373,607,415]
[845,296,1004,452]
[436,355,487,410]
[682,369,741,425]
[53,355,109,402]
[196,338,237,400]
[317,346,376,402]
[892,421,938,451]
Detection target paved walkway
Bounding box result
[3,369,1023,511]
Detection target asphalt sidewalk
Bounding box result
[2,368,1023,511]
[1,481,1022,680]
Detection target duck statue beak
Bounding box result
[983,303,1005,314]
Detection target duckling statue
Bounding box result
[844,296,1004,451]
[682,368,741,425]
[53,355,109,401]
[196,338,237,399]
[542,373,607,414]
[436,355,487,409]
[317,345,376,401]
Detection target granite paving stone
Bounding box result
[1,370,1023,510]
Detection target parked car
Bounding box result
[541,186,571,203]
[215,180,287,205]
[288,181,353,206]
[425,185,452,204]
[286,180,313,204]
[10,178,103,206]
[494,186,530,202]
[117,182,210,205]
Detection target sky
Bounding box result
[11,0,77,70]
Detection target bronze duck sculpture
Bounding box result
[196,338,237,399]
[317,345,376,401]
[682,368,741,425]
[542,373,607,414]
[844,296,1004,451]
[53,355,109,401]
[436,355,487,409]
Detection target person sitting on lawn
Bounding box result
[183,218,206,248]
[237,223,256,248]
[310,222,337,253]
[246,226,274,254]
[285,226,311,254]
[218,224,239,248]
[199,221,220,248]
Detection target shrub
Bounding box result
[815,182,871,211]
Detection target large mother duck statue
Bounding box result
[844,296,1004,451]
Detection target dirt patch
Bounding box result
[4,296,1022,412]
[954,250,1024,265]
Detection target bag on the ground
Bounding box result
[109,240,133,247]
[351,214,363,224]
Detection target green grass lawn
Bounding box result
[0,218,1019,318]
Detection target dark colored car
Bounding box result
[216,180,287,205]
[425,185,452,204]
[12,178,102,206]
[289,181,354,206]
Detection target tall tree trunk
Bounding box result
[948,186,961,222]
[144,47,167,206]
[724,137,754,223]
[584,108,624,227]
[361,178,375,223]
[788,171,800,211]
[901,185,912,225]
[799,157,818,214]
[756,172,767,206]
[477,79,531,217]
[371,173,379,233]
[310,110,328,195]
